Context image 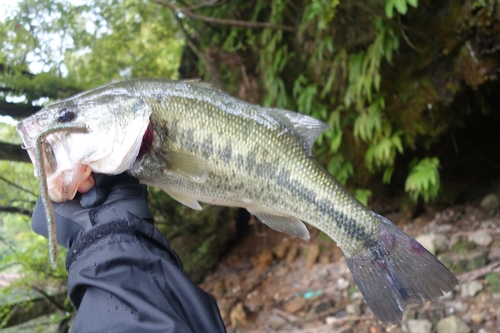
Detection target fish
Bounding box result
[17,78,457,325]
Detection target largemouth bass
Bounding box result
[17,79,457,325]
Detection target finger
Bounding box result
[77,173,95,193]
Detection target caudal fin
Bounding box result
[344,213,457,325]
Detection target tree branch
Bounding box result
[182,0,227,11]
[154,0,296,32]
[0,64,35,79]
[0,141,31,163]
[0,175,37,197]
[0,205,32,216]
[173,13,224,88]
[457,261,500,283]
[0,100,41,118]
[31,287,67,312]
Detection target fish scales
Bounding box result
[16,78,458,325]
[131,82,375,254]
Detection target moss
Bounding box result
[451,239,477,252]
[485,273,500,293]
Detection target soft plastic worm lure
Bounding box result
[32,124,88,268]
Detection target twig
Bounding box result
[183,0,227,10]
[31,286,67,312]
[171,11,223,89]
[0,175,37,197]
[286,323,353,333]
[457,261,500,283]
[325,314,375,325]
[397,15,425,53]
[0,205,32,216]
[154,0,296,32]
[352,2,427,38]
[272,308,302,323]
[240,65,250,90]
[450,228,500,239]
[451,131,458,154]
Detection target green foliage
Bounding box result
[302,0,339,30]
[327,155,353,186]
[0,0,184,327]
[353,96,383,142]
[184,235,217,273]
[317,231,335,244]
[405,157,440,202]
[451,239,476,253]
[344,19,399,109]
[65,0,183,88]
[472,0,486,9]
[0,0,182,97]
[207,0,425,196]
[0,123,71,329]
[354,189,372,206]
[9,0,500,327]
[364,127,404,171]
[147,187,237,278]
[385,0,418,18]
[485,273,500,293]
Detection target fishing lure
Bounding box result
[29,123,88,268]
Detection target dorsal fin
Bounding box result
[182,79,220,91]
[266,109,329,156]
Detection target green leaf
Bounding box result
[385,0,395,18]
[383,167,394,184]
[407,0,418,8]
[330,130,343,153]
[405,157,440,202]
[394,0,408,15]
[355,188,372,206]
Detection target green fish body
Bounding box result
[17,79,458,325]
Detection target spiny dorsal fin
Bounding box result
[266,109,329,156]
[248,209,310,240]
[162,153,211,183]
[182,79,220,91]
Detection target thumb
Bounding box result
[80,174,111,208]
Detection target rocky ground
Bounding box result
[200,193,500,333]
[2,193,499,333]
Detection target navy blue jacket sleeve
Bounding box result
[66,215,226,333]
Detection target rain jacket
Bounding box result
[66,213,226,333]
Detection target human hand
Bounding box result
[32,173,153,249]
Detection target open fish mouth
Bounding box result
[17,120,92,202]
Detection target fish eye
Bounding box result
[58,108,75,123]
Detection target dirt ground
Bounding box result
[200,197,500,333]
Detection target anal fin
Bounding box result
[248,210,310,240]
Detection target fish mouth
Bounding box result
[17,120,93,202]
[45,164,93,202]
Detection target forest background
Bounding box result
[0,0,499,330]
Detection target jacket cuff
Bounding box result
[66,214,183,271]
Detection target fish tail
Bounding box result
[344,213,457,325]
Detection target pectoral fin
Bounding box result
[248,210,310,240]
[163,153,211,183]
[164,188,203,210]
